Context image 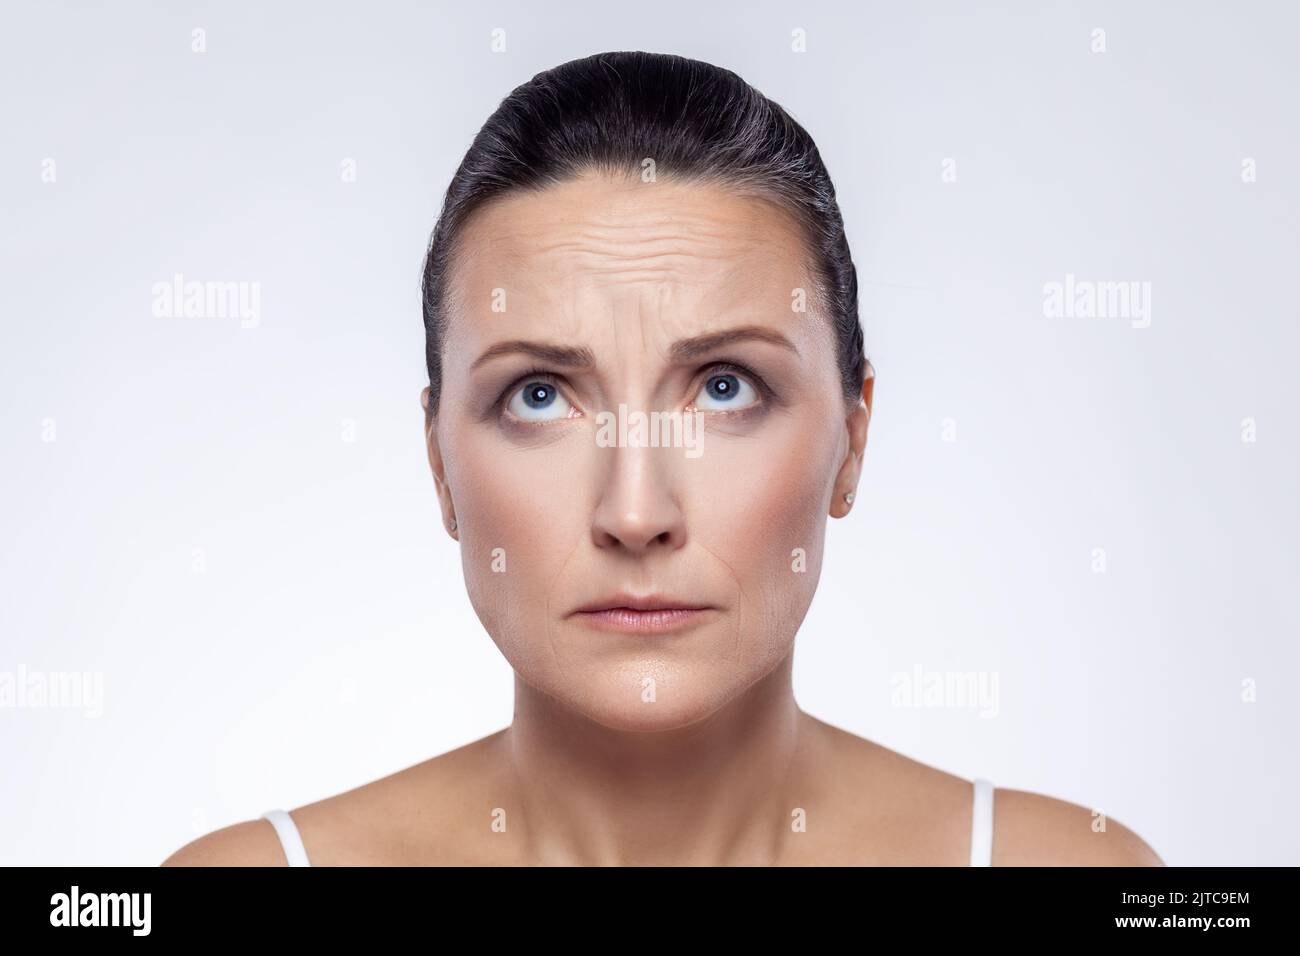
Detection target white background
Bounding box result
[2,0,1296,865]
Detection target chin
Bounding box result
[477,590,796,731]
[563,673,740,733]
[523,655,755,733]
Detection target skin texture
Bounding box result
[163,171,1164,867]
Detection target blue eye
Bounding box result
[694,371,759,412]
[505,379,575,422]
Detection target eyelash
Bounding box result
[493,361,772,419]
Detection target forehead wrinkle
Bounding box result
[498,229,750,280]
[449,177,830,368]
[478,189,790,254]
[460,176,815,292]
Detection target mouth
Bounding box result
[570,593,716,634]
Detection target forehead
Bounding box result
[443,171,825,350]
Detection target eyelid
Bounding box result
[498,366,561,403]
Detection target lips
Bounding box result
[570,592,715,634]
[573,592,709,614]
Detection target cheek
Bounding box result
[444,425,591,648]
[688,416,838,632]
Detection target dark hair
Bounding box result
[420,50,865,416]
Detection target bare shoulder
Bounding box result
[799,715,1163,866]
[161,817,289,866]
[992,787,1164,866]
[800,715,986,864]
[162,729,510,867]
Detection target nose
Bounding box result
[590,442,688,554]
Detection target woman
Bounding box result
[164,51,1162,866]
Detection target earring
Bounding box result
[449,518,457,532]
[843,491,855,505]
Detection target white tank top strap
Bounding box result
[261,809,312,867]
[969,777,994,867]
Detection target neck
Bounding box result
[501,650,808,865]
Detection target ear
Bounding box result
[830,361,874,519]
[421,386,459,540]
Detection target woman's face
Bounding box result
[425,170,868,731]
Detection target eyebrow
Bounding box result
[469,325,798,372]
[669,326,798,362]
